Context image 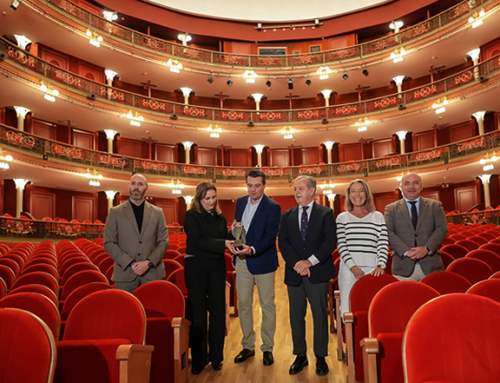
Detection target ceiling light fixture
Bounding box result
[317,66,332,80]
[86,29,103,48]
[391,47,406,63]
[280,126,295,139]
[166,59,183,73]
[243,70,258,83]
[85,168,103,187]
[168,179,185,194]
[468,8,486,28]
[125,110,144,126]
[0,148,13,171]
[432,97,449,114]
[40,81,59,102]
[207,124,222,138]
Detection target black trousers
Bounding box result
[185,256,226,368]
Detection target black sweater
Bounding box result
[184,208,232,259]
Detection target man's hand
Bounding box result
[295,260,312,277]
[132,261,150,276]
[407,246,428,260]
[350,265,364,280]
[231,243,252,256]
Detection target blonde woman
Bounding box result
[336,179,389,317]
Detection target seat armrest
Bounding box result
[361,337,379,383]
[334,290,343,360]
[116,344,154,383]
[344,312,355,383]
[172,317,190,383]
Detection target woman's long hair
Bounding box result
[344,179,376,212]
[192,182,221,214]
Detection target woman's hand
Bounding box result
[350,265,364,280]
[225,240,235,249]
[371,266,385,277]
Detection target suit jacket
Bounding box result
[103,200,168,282]
[234,194,281,274]
[384,197,448,277]
[278,202,337,286]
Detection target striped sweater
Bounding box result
[336,211,389,269]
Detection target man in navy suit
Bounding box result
[230,170,281,366]
[278,175,337,376]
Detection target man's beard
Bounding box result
[129,188,145,201]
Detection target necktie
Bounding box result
[409,201,418,230]
[300,206,309,240]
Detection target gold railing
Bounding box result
[447,209,500,225]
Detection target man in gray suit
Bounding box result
[384,172,448,281]
[104,174,168,293]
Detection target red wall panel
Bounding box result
[31,192,55,219]
[449,120,476,143]
[198,148,218,166]
[301,147,322,165]
[454,185,478,212]
[72,129,95,150]
[270,149,290,167]
[372,139,393,158]
[155,144,176,162]
[339,143,362,162]
[72,196,95,221]
[119,138,142,158]
[230,149,250,167]
[415,131,434,151]
[32,120,56,140]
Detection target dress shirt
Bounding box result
[404,196,421,219]
[240,195,262,255]
[297,201,320,266]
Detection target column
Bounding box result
[479,174,491,208]
[254,144,265,167]
[182,141,193,164]
[393,75,405,94]
[13,179,29,218]
[323,141,334,164]
[104,190,117,211]
[104,129,118,153]
[180,88,192,105]
[252,93,264,111]
[13,106,30,131]
[183,195,194,210]
[104,70,118,100]
[327,193,336,212]
[14,35,32,50]
[467,48,480,79]
[396,131,408,154]
[321,89,333,107]
[472,111,486,135]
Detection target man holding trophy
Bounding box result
[230,170,281,366]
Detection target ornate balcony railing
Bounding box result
[34,0,487,69]
[1,122,499,182]
[0,216,184,239]
[447,209,500,225]
[2,36,499,126]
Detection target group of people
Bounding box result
[103,170,448,376]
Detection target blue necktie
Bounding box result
[300,206,309,240]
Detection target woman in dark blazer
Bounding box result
[183,182,234,374]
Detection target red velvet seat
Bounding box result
[447,257,494,285]
[9,284,58,306]
[164,250,181,260]
[0,264,15,290]
[361,281,440,383]
[224,254,238,317]
[440,251,455,269]
[0,277,6,298]
[22,263,59,281]
[0,243,10,254]
[61,262,100,286]
[26,256,57,269]
[403,294,500,383]
[93,237,104,246]
[0,258,20,277]
[97,256,114,274]
[11,271,59,296]
[490,271,500,279]
[480,242,500,257]
[466,278,500,304]
[59,256,89,275]
[60,282,113,321]
[449,233,467,241]
[421,271,472,294]
[133,281,190,383]
[455,239,480,252]
[468,235,488,246]
[172,254,185,267]
[55,289,153,383]
[344,273,398,383]
[466,249,500,272]
[104,265,114,286]
[60,270,109,300]
[2,253,25,272]
[441,237,456,245]
[162,259,182,280]
[167,268,188,298]
[0,308,56,383]
[440,244,469,259]
[0,292,61,340]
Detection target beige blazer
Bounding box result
[104,200,168,282]
[384,197,448,277]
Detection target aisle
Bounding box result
[188,253,347,382]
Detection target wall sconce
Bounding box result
[86,29,103,47]
[243,70,258,83]
[432,97,448,114]
[389,20,404,33]
[103,11,118,21]
[125,110,144,126]
[166,59,183,73]
[177,33,192,46]
[391,47,406,63]
[317,66,332,80]
[252,93,264,110]
[40,81,59,102]
[85,168,103,187]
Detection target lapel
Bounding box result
[141,202,152,238]
[123,200,140,236]
[398,199,414,232]
[416,197,428,232]
[304,202,318,241]
[290,205,301,238]
[235,197,246,222]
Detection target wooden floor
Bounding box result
[188,254,347,382]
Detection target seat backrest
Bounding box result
[455,239,480,252]
[11,271,59,295]
[449,233,467,241]
[440,251,455,269]
[0,292,61,340]
[163,250,181,260]
[60,270,109,299]
[173,254,185,267]
[0,258,20,277]
[0,278,5,298]
[0,265,15,290]
[2,253,25,272]
[466,249,500,272]
[22,264,58,281]
[0,308,56,383]
[466,279,500,304]
[403,294,500,383]
[480,243,500,257]
[421,271,472,294]
[447,258,494,285]
[224,254,235,272]
[60,282,112,320]
[64,289,146,345]
[133,280,185,318]
[468,236,488,246]
[162,259,182,280]
[96,256,114,274]
[9,284,58,306]
[61,262,100,286]
[441,244,469,259]
[167,267,188,296]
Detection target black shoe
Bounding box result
[316,356,329,376]
[289,355,308,375]
[263,351,274,366]
[234,349,255,363]
[191,365,204,375]
[212,362,223,371]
